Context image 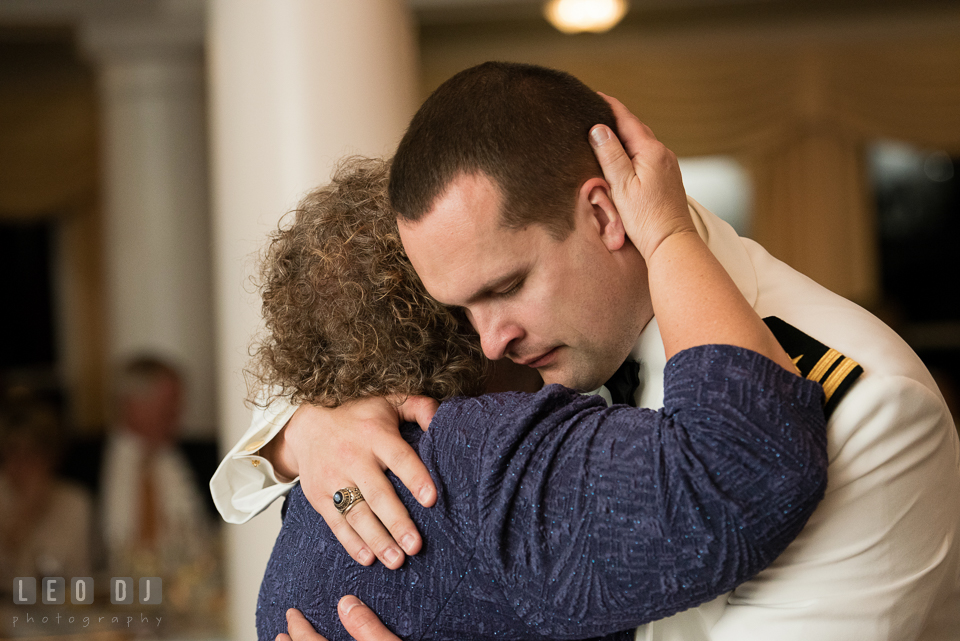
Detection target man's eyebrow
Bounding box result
[464,271,523,306]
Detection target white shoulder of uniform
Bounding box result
[647,198,960,641]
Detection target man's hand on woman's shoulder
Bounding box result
[260,395,439,570]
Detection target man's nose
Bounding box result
[470,308,523,361]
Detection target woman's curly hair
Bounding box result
[248,157,486,408]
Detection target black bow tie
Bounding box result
[604,358,640,407]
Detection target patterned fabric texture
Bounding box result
[257,345,828,641]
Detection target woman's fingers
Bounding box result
[589,123,639,203]
[597,91,659,154]
[590,92,693,260]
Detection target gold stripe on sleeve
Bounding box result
[808,348,842,384]
[822,357,860,402]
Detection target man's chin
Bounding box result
[539,369,603,393]
[537,370,565,388]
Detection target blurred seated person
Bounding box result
[101,356,211,575]
[0,390,92,584]
[249,158,830,641]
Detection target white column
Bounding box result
[81,12,217,437]
[206,2,418,639]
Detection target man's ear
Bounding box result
[578,177,625,251]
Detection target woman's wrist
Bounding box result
[641,227,701,265]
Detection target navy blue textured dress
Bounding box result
[257,346,828,641]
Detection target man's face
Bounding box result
[398,172,651,391]
[123,375,182,446]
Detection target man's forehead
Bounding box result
[397,206,538,306]
[398,174,504,245]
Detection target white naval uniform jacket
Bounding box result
[210,199,960,641]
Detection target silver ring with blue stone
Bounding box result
[333,487,364,516]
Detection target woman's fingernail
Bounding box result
[590,125,610,147]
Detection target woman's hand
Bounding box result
[588,92,695,262]
[588,93,797,372]
[277,599,400,641]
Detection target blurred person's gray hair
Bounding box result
[114,354,183,403]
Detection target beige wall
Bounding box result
[206,2,418,638]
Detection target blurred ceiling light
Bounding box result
[543,0,629,34]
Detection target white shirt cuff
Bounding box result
[209,395,300,524]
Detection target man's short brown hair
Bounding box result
[389,62,616,239]
[248,157,486,409]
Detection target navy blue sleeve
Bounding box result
[430,345,827,639]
